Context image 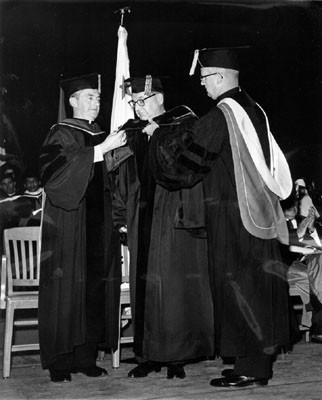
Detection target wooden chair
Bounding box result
[112,244,133,368]
[0,226,41,378]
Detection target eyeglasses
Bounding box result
[128,93,156,108]
[200,72,223,81]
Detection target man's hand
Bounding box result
[142,120,159,137]
[119,226,128,246]
[100,130,127,155]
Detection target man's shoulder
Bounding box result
[50,119,103,135]
[155,105,198,125]
[200,104,226,125]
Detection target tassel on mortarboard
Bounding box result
[189,50,200,76]
[144,75,152,96]
[189,47,243,76]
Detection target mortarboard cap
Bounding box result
[124,75,163,96]
[60,73,101,99]
[57,73,101,122]
[189,48,244,75]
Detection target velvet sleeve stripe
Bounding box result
[177,154,211,174]
[187,142,218,161]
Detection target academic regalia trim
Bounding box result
[50,119,105,136]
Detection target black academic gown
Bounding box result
[113,114,214,362]
[143,123,214,362]
[38,118,120,369]
[150,89,290,359]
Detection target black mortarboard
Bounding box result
[60,73,100,99]
[124,75,163,96]
[58,73,101,122]
[189,48,242,75]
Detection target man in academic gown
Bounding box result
[148,49,293,387]
[111,76,214,379]
[38,73,126,382]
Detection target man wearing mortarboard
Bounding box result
[38,73,125,382]
[110,75,214,379]
[147,48,293,387]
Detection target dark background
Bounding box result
[1,0,322,186]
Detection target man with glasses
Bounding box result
[111,75,214,379]
[147,49,293,387]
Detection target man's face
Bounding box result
[25,177,40,192]
[131,91,163,121]
[1,177,15,196]
[71,88,100,121]
[200,67,222,100]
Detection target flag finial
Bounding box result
[114,6,131,26]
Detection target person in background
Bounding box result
[283,192,322,344]
[110,76,214,379]
[0,172,33,253]
[0,173,18,197]
[148,48,293,387]
[23,171,42,194]
[38,73,126,383]
[292,178,321,246]
[0,163,24,194]
[18,170,44,226]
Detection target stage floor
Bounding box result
[1,338,322,400]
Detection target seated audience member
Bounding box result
[0,173,18,198]
[285,199,322,342]
[0,174,33,254]
[286,178,321,247]
[23,171,42,195]
[19,170,44,226]
[0,163,24,194]
[295,178,320,220]
[0,171,40,230]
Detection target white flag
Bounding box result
[110,26,134,132]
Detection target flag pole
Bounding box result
[109,6,134,134]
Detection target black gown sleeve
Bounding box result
[149,112,220,190]
[39,125,94,211]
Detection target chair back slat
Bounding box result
[12,240,22,279]
[21,240,28,280]
[3,227,41,297]
[29,239,35,280]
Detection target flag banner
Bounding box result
[110,25,134,133]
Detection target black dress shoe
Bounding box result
[210,375,268,387]
[311,335,322,344]
[49,369,72,382]
[128,362,162,378]
[167,364,186,379]
[72,366,108,377]
[221,368,237,377]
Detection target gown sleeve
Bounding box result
[149,110,222,190]
[39,125,94,210]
